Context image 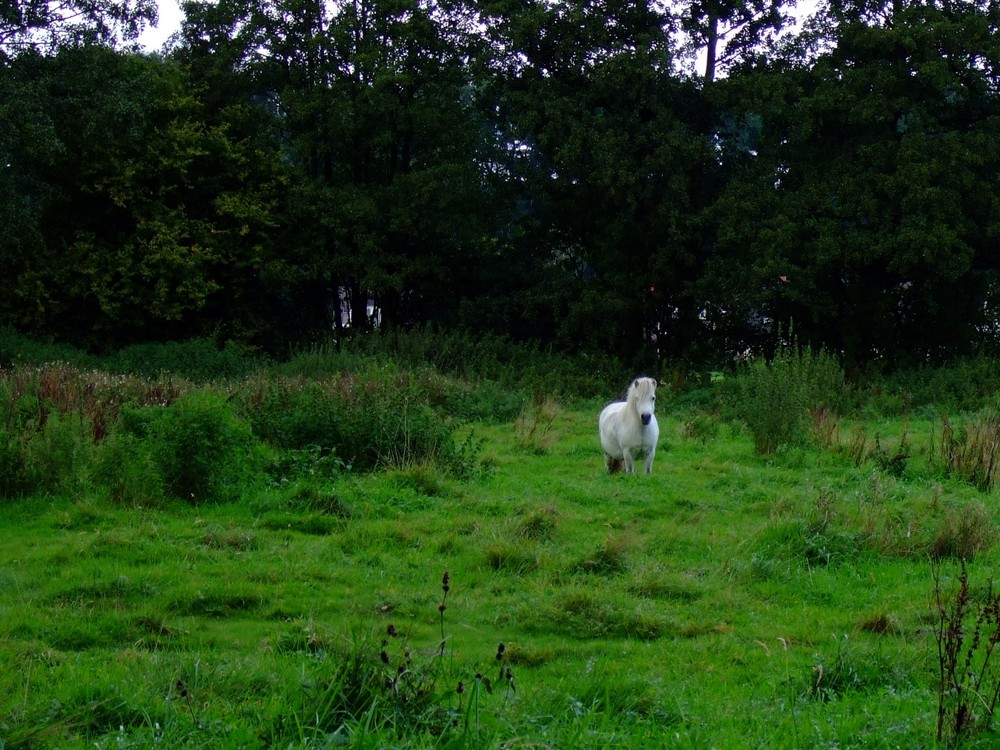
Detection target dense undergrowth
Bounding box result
[5,331,1000,747]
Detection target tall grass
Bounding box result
[289,326,630,400]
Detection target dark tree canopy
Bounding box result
[4,0,1000,369]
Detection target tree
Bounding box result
[0,46,294,349]
[0,0,156,58]
[677,0,794,82]
[473,0,720,363]
[705,0,1000,367]
[176,0,494,334]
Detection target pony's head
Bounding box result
[628,377,657,426]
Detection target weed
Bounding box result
[807,634,910,702]
[810,406,840,451]
[484,540,540,574]
[933,560,1000,745]
[937,411,1000,491]
[858,612,901,635]
[134,389,259,503]
[515,505,559,541]
[574,533,633,576]
[515,397,561,454]
[92,432,165,507]
[930,501,996,560]
[682,412,720,444]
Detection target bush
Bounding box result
[729,340,847,454]
[104,339,261,381]
[92,433,165,507]
[22,411,91,496]
[236,373,482,476]
[0,425,29,498]
[0,410,91,499]
[868,356,1000,414]
[0,327,95,369]
[114,390,259,503]
[298,326,628,401]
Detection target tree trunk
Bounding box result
[704,11,719,83]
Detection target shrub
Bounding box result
[806,634,911,702]
[515,397,561,454]
[22,411,91,496]
[117,390,259,503]
[311,326,628,400]
[236,373,483,476]
[0,425,29,498]
[0,327,94,369]
[929,502,996,560]
[729,339,847,454]
[104,339,261,381]
[92,433,165,507]
[871,356,1000,414]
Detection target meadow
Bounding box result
[2,332,1000,748]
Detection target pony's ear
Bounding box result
[652,379,658,387]
[634,378,640,388]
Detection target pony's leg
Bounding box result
[604,453,618,473]
[644,454,655,474]
[623,452,636,474]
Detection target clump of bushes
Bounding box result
[106,390,259,503]
[232,372,482,476]
[290,326,628,401]
[0,353,494,503]
[727,339,848,454]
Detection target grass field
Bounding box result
[1,366,1000,747]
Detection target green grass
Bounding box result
[2,399,1000,748]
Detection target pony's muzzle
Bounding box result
[641,413,652,426]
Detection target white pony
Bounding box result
[599,377,659,475]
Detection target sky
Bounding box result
[136,0,820,55]
[138,0,184,51]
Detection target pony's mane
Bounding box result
[627,377,655,402]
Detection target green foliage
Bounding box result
[0,328,96,369]
[22,411,91,497]
[806,635,913,703]
[929,501,997,561]
[4,354,1000,748]
[103,339,262,381]
[729,340,847,454]
[116,390,258,503]
[91,432,165,507]
[862,356,1000,415]
[314,327,627,402]
[235,372,483,477]
[0,424,29,499]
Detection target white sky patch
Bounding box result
[139,0,184,51]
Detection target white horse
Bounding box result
[599,377,659,475]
